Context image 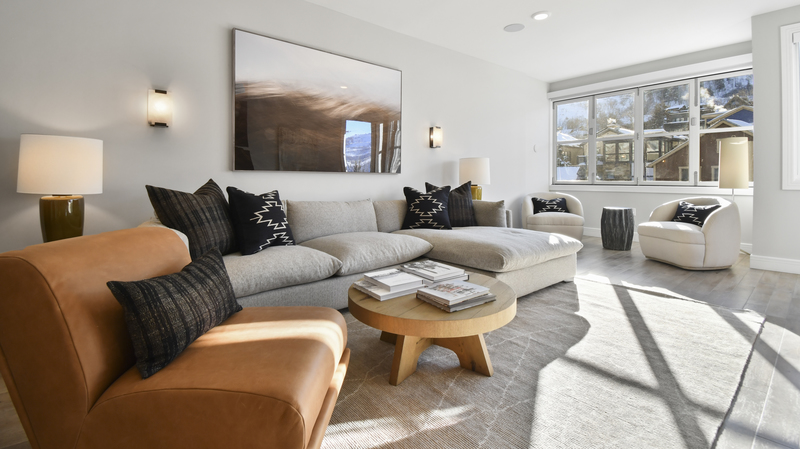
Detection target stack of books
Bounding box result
[353,268,425,301]
[399,260,468,285]
[416,280,496,313]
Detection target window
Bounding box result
[554,98,590,181]
[552,70,754,187]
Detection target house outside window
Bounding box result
[552,69,753,187]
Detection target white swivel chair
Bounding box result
[637,196,740,270]
[522,192,584,240]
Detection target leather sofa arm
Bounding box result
[137,218,190,252]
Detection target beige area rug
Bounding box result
[322,279,765,449]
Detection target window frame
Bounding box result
[551,69,754,189]
[696,70,754,187]
[781,22,800,190]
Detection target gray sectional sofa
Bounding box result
[142,199,583,310]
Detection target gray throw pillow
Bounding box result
[107,248,242,378]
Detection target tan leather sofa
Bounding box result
[0,227,350,449]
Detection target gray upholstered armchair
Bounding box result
[522,192,584,240]
[637,196,741,270]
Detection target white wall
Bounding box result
[751,6,800,273]
[0,0,550,253]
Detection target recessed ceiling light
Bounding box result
[532,11,550,21]
[504,23,525,32]
[340,86,348,89]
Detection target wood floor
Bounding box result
[0,236,797,449]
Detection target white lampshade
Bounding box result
[718,137,749,190]
[17,134,103,195]
[459,157,490,185]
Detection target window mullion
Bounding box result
[688,80,700,185]
[635,88,644,184]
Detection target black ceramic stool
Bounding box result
[601,207,634,251]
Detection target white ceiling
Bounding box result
[305,0,800,83]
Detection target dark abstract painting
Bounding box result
[234,29,402,173]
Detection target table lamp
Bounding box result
[17,134,103,242]
[459,157,490,200]
[718,136,749,201]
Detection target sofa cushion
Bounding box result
[226,187,295,255]
[637,221,705,245]
[106,248,242,378]
[223,246,342,298]
[473,200,507,227]
[402,186,452,230]
[526,212,585,226]
[532,196,570,214]
[287,199,377,243]
[395,227,583,273]
[672,201,721,227]
[86,307,347,448]
[301,232,433,276]
[146,179,237,260]
[426,181,477,227]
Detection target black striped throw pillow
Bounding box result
[146,179,237,260]
[107,248,242,379]
[426,181,477,227]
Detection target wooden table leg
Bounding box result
[434,334,493,377]
[380,331,397,344]
[389,335,432,386]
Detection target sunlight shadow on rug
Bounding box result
[324,279,765,449]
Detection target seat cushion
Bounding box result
[637,221,705,245]
[223,246,342,298]
[526,212,584,227]
[394,227,583,273]
[301,232,433,276]
[81,307,347,449]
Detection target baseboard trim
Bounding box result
[584,227,752,254]
[585,227,639,242]
[750,255,800,274]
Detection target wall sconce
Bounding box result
[429,126,442,148]
[148,89,172,127]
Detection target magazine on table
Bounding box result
[418,293,496,312]
[353,279,418,301]
[416,280,490,304]
[423,273,469,286]
[363,268,424,292]
[400,260,465,281]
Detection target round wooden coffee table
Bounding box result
[348,273,516,385]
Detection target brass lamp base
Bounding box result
[40,195,84,242]
[470,185,483,200]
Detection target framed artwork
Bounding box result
[233,29,402,173]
